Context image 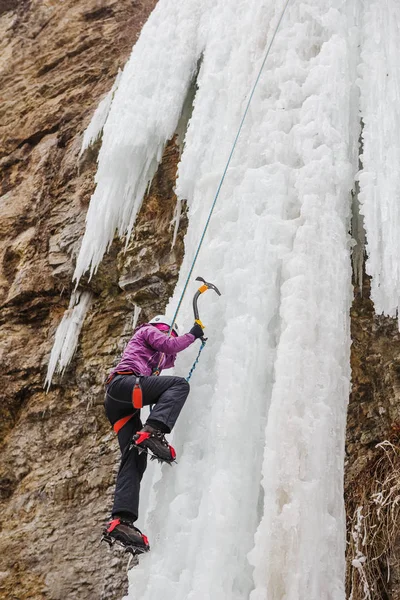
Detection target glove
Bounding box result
[189,323,204,339]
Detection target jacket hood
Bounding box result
[133,323,153,334]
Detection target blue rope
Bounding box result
[186,340,207,382]
[168,0,292,331]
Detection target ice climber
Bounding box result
[102,314,204,553]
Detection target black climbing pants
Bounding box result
[104,374,190,520]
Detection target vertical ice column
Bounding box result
[357,0,400,322]
[248,2,358,597]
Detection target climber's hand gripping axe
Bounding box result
[192,276,221,342]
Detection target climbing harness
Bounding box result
[105,371,143,433]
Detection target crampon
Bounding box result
[131,428,177,465]
[101,518,150,556]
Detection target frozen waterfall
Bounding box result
[66,0,400,597]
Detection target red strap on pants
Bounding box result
[113,414,134,434]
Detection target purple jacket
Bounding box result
[111,324,196,377]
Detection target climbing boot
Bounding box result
[133,424,176,463]
[102,517,150,554]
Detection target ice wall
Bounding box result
[69,0,360,598]
[357,0,400,322]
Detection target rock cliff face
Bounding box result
[1,2,399,599]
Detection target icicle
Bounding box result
[79,69,122,157]
[351,182,366,291]
[45,291,92,390]
[131,304,141,331]
[170,197,182,249]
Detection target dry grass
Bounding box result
[346,441,400,599]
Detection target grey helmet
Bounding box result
[148,315,179,336]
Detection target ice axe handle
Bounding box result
[192,277,221,341]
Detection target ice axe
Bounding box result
[192,276,221,342]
